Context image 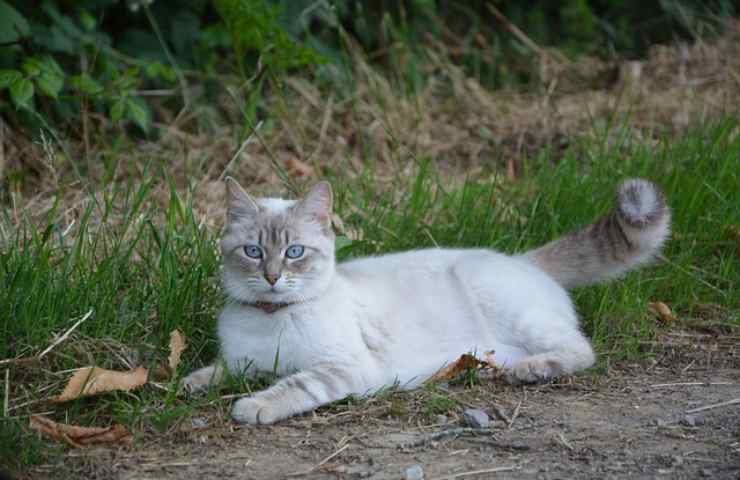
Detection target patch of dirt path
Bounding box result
[50,363,739,480]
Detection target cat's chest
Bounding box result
[217,303,355,374]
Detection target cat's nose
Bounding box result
[264,273,280,285]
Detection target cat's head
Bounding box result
[220,178,336,305]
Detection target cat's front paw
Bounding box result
[505,358,558,384]
[181,371,211,393]
[232,397,280,425]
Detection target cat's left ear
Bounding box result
[296,181,333,226]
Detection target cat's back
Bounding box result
[339,247,471,272]
[336,246,568,308]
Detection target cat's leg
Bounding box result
[504,312,595,384]
[232,363,361,425]
[181,363,226,392]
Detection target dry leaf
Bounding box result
[168,329,186,373]
[30,415,132,447]
[648,301,677,325]
[285,157,315,177]
[425,353,496,383]
[54,366,148,403]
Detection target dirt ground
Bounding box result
[36,332,738,480]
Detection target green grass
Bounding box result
[1,120,738,474]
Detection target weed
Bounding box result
[424,394,459,417]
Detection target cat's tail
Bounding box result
[524,179,670,289]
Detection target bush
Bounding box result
[0,0,322,136]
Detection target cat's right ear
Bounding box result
[224,177,259,222]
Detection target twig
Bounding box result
[400,427,490,449]
[37,309,94,360]
[486,3,567,64]
[3,369,9,417]
[556,432,574,451]
[507,400,522,429]
[651,382,734,388]
[681,359,697,373]
[489,404,510,423]
[287,444,350,477]
[0,357,37,367]
[465,438,530,450]
[218,121,263,181]
[686,398,740,414]
[432,465,519,479]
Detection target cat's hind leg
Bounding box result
[503,311,595,384]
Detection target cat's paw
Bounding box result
[232,397,280,425]
[180,372,210,393]
[505,358,558,384]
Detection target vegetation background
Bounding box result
[0,1,738,477]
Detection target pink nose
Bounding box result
[264,273,280,286]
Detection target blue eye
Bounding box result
[244,245,262,259]
[285,245,305,259]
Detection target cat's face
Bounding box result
[220,179,336,305]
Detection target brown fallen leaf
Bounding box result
[648,301,677,325]
[425,353,496,383]
[285,157,315,177]
[168,329,186,374]
[30,415,132,447]
[53,366,148,403]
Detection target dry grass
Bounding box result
[2,22,739,231]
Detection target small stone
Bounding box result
[403,464,424,480]
[435,414,448,425]
[191,417,208,429]
[463,408,490,429]
[680,414,705,427]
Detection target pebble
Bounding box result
[191,417,208,429]
[403,464,424,480]
[680,414,705,427]
[463,408,490,429]
[435,414,448,425]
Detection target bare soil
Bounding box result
[37,332,739,480]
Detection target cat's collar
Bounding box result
[248,301,294,314]
[244,298,316,314]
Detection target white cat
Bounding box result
[183,178,670,425]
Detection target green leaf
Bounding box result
[36,72,64,99]
[0,70,22,89]
[70,74,104,95]
[10,78,34,108]
[33,57,65,98]
[0,0,30,43]
[22,58,43,77]
[126,98,150,132]
[110,98,126,123]
[79,10,96,31]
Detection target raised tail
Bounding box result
[524,179,671,289]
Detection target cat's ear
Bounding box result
[224,177,259,221]
[296,181,333,226]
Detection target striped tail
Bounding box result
[524,179,671,289]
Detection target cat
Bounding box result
[182,177,670,425]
